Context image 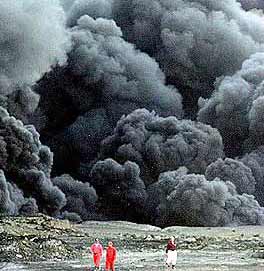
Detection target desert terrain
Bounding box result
[0,216,264,270]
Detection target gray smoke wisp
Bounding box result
[0,0,70,93]
[0,0,71,127]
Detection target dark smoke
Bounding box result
[0,170,20,215]
[205,158,256,195]
[34,14,182,176]
[197,53,264,156]
[0,105,98,220]
[52,174,98,220]
[113,0,264,96]
[155,171,264,227]
[90,158,146,220]
[240,146,264,205]
[0,106,65,215]
[1,0,264,228]
[0,0,69,91]
[62,0,264,115]
[97,109,224,184]
[0,0,70,126]
[75,3,262,91]
[239,0,264,10]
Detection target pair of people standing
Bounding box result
[90,239,117,271]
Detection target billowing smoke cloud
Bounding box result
[0,170,18,215]
[144,166,188,221]
[37,14,182,123]
[66,0,114,26]
[205,158,256,195]
[1,0,264,228]
[95,109,224,184]
[197,53,264,156]
[35,15,183,176]
[0,106,98,220]
[114,0,264,99]
[52,174,98,220]
[240,146,264,205]
[0,0,69,92]
[155,171,264,227]
[0,107,65,215]
[62,0,264,114]
[67,15,183,121]
[90,158,146,220]
[0,0,70,126]
[0,170,39,216]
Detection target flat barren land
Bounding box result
[1,216,264,270]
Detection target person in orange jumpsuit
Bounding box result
[90,238,103,270]
[105,241,117,271]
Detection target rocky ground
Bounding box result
[0,214,84,262]
[0,215,264,270]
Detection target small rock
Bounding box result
[185,237,196,243]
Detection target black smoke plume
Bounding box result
[198,53,264,156]
[65,0,264,113]
[1,0,264,227]
[96,108,224,184]
[90,158,147,221]
[155,170,264,227]
[34,14,182,176]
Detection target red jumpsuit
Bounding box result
[105,246,117,271]
[90,243,103,268]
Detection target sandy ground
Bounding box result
[1,250,264,271]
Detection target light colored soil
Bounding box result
[1,220,264,270]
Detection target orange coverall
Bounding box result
[90,243,103,268]
[105,246,117,271]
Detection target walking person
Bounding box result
[90,238,103,270]
[166,236,177,269]
[105,241,117,271]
